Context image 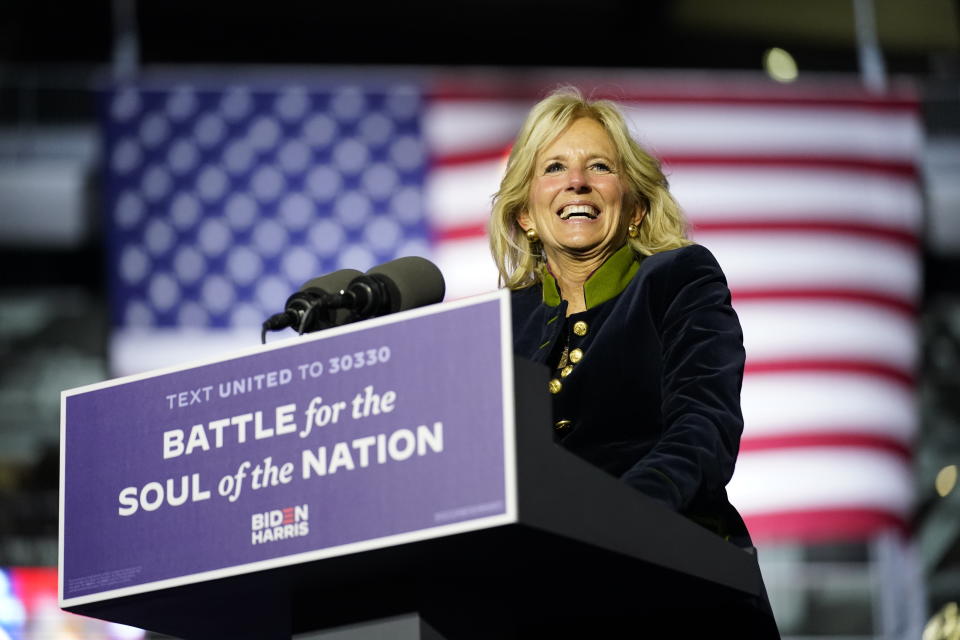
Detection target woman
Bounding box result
[490,88,752,548]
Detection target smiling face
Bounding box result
[519,118,642,269]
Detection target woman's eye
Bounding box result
[591,162,612,172]
[544,162,564,173]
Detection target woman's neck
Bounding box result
[545,247,617,316]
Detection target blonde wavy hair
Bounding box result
[489,87,691,290]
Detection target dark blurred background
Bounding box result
[1,1,958,638]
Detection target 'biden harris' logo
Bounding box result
[251,505,309,545]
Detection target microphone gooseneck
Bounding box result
[260,268,363,343]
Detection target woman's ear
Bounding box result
[517,211,532,232]
[632,207,646,227]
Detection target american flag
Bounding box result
[101,72,923,544]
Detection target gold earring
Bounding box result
[526,228,539,243]
[627,223,639,238]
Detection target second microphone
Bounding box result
[292,256,446,335]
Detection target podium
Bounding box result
[60,291,774,639]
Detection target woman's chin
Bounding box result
[548,240,621,263]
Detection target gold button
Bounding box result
[573,321,588,336]
[548,379,562,394]
[554,420,572,431]
[560,365,573,378]
[569,348,583,363]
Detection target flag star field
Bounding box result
[104,84,430,331]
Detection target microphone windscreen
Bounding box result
[366,257,446,312]
[300,269,363,293]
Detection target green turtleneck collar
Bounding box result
[541,244,641,309]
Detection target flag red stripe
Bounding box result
[434,148,917,175]
[428,86,919,111]
[744,359,914,387]
[431,223,488,242]
[436,220,917,245]
[693,221,918,247]
[432,146,511,167]
[732,289,915,316]
[744,508,909,543]
[740,433,911,459]
[662,155,917,177]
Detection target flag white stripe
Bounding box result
[111,328,273,377]
[427,160,504,231]
[701,232,919,301]
[737,300,917,371]
[673,167,921,226]
[741,373,915,443]
[433,236,500,299]
[622,104,922,160]
[729,448,913,516]
[425,101,528,156]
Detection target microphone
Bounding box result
[261,268,362,343]
[260,257,445,343]
[338,257,446,322]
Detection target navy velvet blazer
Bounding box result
[512,243,752,545]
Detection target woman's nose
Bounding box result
[566,167,590,192]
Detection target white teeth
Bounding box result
[559,204,598,220]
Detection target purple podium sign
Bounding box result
[59,292,516,607]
